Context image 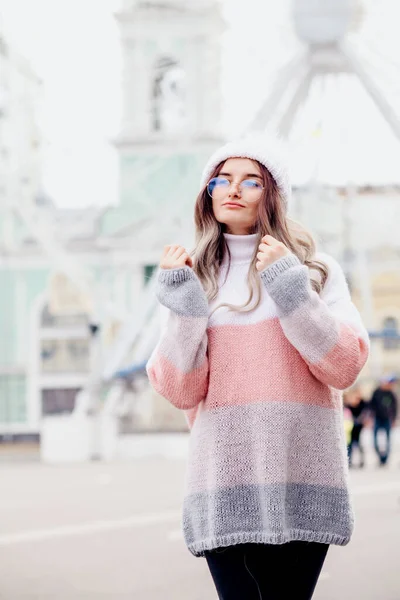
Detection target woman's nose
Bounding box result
[228,182,241,197]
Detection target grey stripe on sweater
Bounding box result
[157,267,209,318]
[260,254,311,316]
[183,482,353,556]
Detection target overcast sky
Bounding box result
[1,0,399,208]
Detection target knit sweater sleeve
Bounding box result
[260,253,370,390]
[146,266,209,410]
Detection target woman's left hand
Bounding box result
[256,235,291,272]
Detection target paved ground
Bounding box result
[0,432,399,599]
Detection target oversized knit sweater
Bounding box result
[146,233,370,557]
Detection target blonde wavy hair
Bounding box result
[191,160,329,314]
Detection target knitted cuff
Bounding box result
[158,266,195,285]
[157,267,209,318]
[260,254,300,285]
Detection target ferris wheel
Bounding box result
[247,0,400,187]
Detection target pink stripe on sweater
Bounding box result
[205,319,338,410]
[308,322,369,390]
[147,353,208,410]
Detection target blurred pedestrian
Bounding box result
[344,386,368,468]
[147,136,369,599]
[369,375,398,466]
[343,403,354,450]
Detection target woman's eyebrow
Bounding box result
[219,171,262,179]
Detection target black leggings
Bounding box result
[205,541,329,600]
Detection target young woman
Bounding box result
[146,136,369,600]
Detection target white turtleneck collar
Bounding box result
[223,232,259,265]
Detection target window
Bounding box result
[0,375,26,423]
[42,388,80,415]
[143,264,157,286]
[41,339,89,373]
[382,317,400,351]
[152,56,186,133]
[41,304,88,327]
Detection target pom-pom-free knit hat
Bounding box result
[200,134,291,212]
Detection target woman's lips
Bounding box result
[223,202,245,208]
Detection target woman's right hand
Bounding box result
[160,245,193,270]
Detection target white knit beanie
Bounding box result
[200,134,291,212]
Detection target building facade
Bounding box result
[0,1,399,438]
[0,0,226,437]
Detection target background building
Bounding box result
[0,0,399,441]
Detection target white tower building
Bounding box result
[118,0,222,141]
[101,0,225,250]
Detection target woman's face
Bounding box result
[210,158,263,235]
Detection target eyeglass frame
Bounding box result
[206,176,265,199]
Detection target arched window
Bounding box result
[152,56,186,133]
[383,316,400,351]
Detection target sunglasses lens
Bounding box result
[241,179,263,201]
[207,177,229,197]
[241,179,262,190]
[207,177,263,201]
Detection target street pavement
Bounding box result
[0,431,399,599]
